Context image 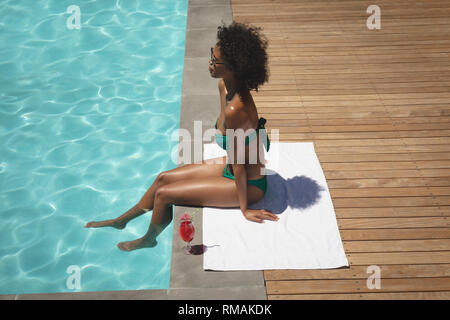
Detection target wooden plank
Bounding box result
[389,109,450,118]
[263,113,307,120]
[282,121,450,133]
[266,122,450,134]
[317,130,450,140]
[331,187,436,198]
[420,169,450,177]
[331,187,450,197]
[269,122,450,133]
[318,153,450,163]
[337,217,449,229]
[342,239,450,252]
[321,162,419,171]
[300,107,450,117]
[430,187,450,196]
[340,228,450,241]
[411,153,450,161]
[301,111,438,120]
[335,206,449,218]
[268,55,442,67]
[266,277,450,295]
[313,138,449,147]
[317,145,450,154]
[328,178,450,189]
[347,252,450,265]
[333,197,447,208]
[264,264,450,281]
[377,92,450,100]
[297,130,450,139]
[416,160,450,169]
[308,168,430,181]
[267,291,450,300]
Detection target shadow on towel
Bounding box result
[248,169,327,215]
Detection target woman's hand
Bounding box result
[243,209,279,223]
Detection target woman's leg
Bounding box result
[117,176,264,251]
[84,156,227,229]
[136,155,227,210]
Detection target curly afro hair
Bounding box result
[216,21,269,97]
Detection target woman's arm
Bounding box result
[231,163,248,214]
[224,104,249,214]
[225,104,279,223]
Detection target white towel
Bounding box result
[202,142,349,271]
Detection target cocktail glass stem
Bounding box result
[184,241,192,255]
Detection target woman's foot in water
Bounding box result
[84,219,127,230]
[117,237,157,252]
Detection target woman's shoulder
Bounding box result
[224,96,250,129]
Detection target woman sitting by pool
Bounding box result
[85,21,279,251]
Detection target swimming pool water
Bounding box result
[0,0,187,294]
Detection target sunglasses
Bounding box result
[210,47,225,67]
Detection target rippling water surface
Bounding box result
[0,0,187,294]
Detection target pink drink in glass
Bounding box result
[179,213,195,254]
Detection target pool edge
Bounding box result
[168,0,266,300]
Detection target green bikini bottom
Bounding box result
[223,164,267,194]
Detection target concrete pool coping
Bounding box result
[1,0,266,300]
[167,0,267,300]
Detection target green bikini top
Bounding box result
[214,93,270,152]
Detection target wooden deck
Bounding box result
[231,0,450,299]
